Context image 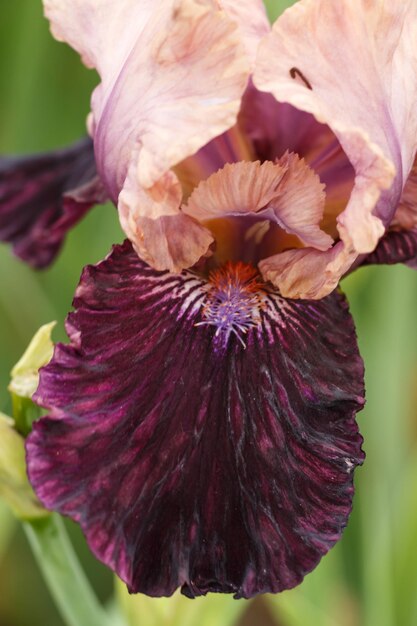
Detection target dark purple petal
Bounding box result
[27,241,365,598]
[361,230,417,267]
[0,138,107,268]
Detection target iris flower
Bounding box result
[2,0,416,599]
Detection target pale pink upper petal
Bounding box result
[43,0,156,82]
[183,158,332,251]
[254,0,417,297]
[218,0,270,64]
[92,0,250,197]
[44,0,250,271]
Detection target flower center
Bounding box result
[182,156,333,282]
[196,262,265,348]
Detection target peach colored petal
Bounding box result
[119,167,213,272]
[218,0,270,64]
[132,214,214,273]
[183,160,286,219]
[269,152,332,251]
[44,0,250,271]
[183,158,332,250]
[259,243,356,300]
[254,0,417,296]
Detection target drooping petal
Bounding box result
[27,241,365,598]
[254,0,417,296]
[44,0,250,272]
[0,138,106,268]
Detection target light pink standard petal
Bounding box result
[43,1,156,82]
[104,0,249,194]
[44,0,249,189]
[112,0,249,271]
[44,0,250,271]
[218,0,270,64]
[254,0,417,297]
[184,158,332,252]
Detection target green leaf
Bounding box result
[8,321,55,435]
[264,0,297,22]
[24,515,115,626]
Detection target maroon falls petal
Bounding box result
[26,241,365,598]
[0,137,106,268]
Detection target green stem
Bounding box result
[23,514,113,626]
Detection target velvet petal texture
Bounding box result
[0,138,105,268]
[27,241,365,598]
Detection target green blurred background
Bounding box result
[1,1,417,625]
